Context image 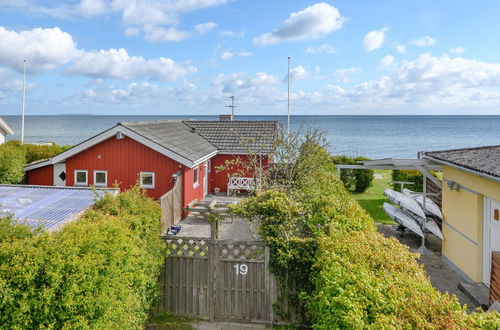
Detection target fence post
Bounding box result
[208,239,216,322]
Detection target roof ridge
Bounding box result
[120,119,190,125]
[424,144,500,155]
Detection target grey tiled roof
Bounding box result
[120,120,218,163]
[183,120,278,153]
[424,145,500,178]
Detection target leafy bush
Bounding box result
[0,187,164,329]
[308,230,500,328]
[232,140,499,328]
[0,143,26,184]
[391,169,424,192]
[332,155,374,193]
[0,140,69,184]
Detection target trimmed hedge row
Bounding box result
[0,187,164,329]
[332,155,374,193]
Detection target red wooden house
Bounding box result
[24,119,278,215]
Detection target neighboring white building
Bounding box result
[0,117,14,144]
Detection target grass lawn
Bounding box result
[353,169,395,224]
[147,312,195,330]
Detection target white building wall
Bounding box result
[0,129,5,144]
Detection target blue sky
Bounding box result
[1,0,500,115]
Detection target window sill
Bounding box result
[140,185,154,190]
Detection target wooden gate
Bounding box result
[159,174,183,233]
[159,236,279,324]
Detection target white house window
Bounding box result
[140,172,155,189]
[94,170,107,187]
[193,167,199,187]
[74,170,88,186]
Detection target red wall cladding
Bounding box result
[208,154,269,192]
[26,165,53,186]
[64,136,181,200]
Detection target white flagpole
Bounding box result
[287,56,291,136]
[21,59,26,144]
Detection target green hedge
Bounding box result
[0,140,70,184]
[232,144,500,328]
[391,169,424,192]
[0,187,164,329]
[332,155,374,193]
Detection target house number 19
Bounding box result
[233,263,248,275]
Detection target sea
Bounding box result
[3,115,500,159]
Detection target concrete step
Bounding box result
[458,281,489,310]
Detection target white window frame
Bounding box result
[93,170,108,187]
[193,167,199,188]
[140,172,155,189]
[74,170,88,186]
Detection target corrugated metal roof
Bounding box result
[0,185,118,232]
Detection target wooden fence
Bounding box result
[158,236,299,325]
[159,174,183,234]
[490,251,500,305]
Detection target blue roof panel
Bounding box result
[0,185,117,231]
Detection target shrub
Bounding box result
[0,187,164,329]
[0,143,26,184]
[332,155,374,193]
[23,143,70,164]
[308,230,483,328]
[391,169,424,192]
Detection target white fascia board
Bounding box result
[217,150,271,155]
[0,117,14,135]
[192,151,218,167]
[24,125,204,171]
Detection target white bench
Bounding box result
[227,177,255,196]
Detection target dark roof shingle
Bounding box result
[424,145,500,178]
[183,120,278,153]
[120,120,217,162]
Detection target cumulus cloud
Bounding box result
[219,29,246,38]
[195,22,217,35]
[0,26,82,73]
[450,46,465,54]
[379,55,394,67]
[144,27,191,42]
[409,36,436,47]
[362,27,388,51]
[220,51,252,61]
[66,48,197,81]
[5,0,228,42]
[306,44,336,54]
[253,3,345,46]
[395,44,406,54]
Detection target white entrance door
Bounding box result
[53,163,67,186]
[483,197,500,285]
[203,163,208,197]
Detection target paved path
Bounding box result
[377,223,477,309]
[192,321,270,330]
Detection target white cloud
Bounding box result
[0,26,82,73]
[220,51,252,61]
[306,44,336,54]
[450,46,465,54]
[144,27,191,42]
[332,67,361,83]
[195,22,217,35]
[253,3,345,46]
[289,66,308,80]
[219,29,246,38]
[379,55,394,67]
[124,27,140,37]
[5,0,229,42]
[409,36,436,47]
[362,27,388,51]
[66,48,197,81]
[395,44,406,54]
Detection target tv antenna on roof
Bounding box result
[225,95,236,118]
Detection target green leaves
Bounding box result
[0,188,164,329]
